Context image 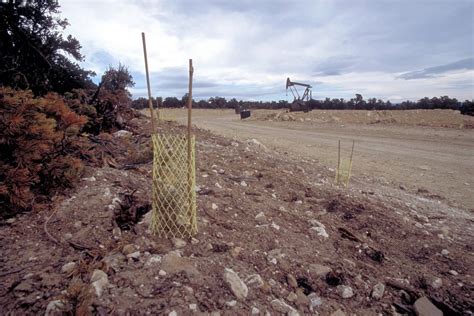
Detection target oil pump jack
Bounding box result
[286,77,312,112]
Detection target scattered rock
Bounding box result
[246,274,264,288]
[73,221,82,229]
[286,292,298,302]
[191,237,199,245]
[270,299,300,316]
[240,181,248,187]
[231,246,243,258]
[371,282,385,299]
[212,203,218,210]
[399,184,407,190]
[224,268,248,300]
[45,300,71,316]
[441,249,449,256]
[331,309,346,316]
[308,264,332,278]
[189,304,197,312]
[168,311,177,316]
[113,130,133,138]
[104,253,126,272]
[449,270,459,276]
[63,233,73,240]
[337,285,354,298]
[61,262,76,274]
[145,255,162,267]
[413,297,442,316]
[255,212,268,225]
[431,277,443,289]
[286,274,298,288]
[307,293,322,310]
[90,269,109,297]
[216,232,224,238]
[159,270,167,276]
[225,300,237,307]
[6,218,16,224]
[126,251,141,260]
[172,238,187,249]
[122,244,136,255]
[251,307,260,315]
[311,226,329,238]
[271,222,280,230]
[161,252,200,279]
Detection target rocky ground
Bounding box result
[0,114,473,315]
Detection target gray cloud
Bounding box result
[398,58,474,80]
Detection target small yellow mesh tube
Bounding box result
[151,134,197,238]
[336,158,352,187]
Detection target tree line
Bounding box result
[132,93,474,112]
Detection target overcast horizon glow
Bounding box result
[60,0,474,102]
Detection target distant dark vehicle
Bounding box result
[240,110,251,119]
[460,102,474,116]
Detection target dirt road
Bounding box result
[162,109,474,209]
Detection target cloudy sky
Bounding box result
[60,0,474,102]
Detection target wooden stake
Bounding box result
[187,59,194,211]
[346,140,355,187]
[336,139,341,184]
[141,32,157,133]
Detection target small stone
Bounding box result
[331,309,346,316]
[286,274,298,288]
[122,244,136,255]
[308,264,332,278]
[168,311,177,316]
[191,238,199,245]
[6,218,15,224]
[231,246,243,258]
[251,307,260,315]
[431,277,443,289]
[240,181,248,187]
[225,300,237,307]
[90,270,109,297]
[216,232,224,238]
[287,292,298,302]
[172,238,187,249]
[126,251,140,260]
[61,262,76,274]
[270,299,300,316]
[441,249,449,256]
[271,222,280,230]
[371,282,385,299]
[337,285,354,298]
[414,297,442,316]
[73,221,82,229]
[311,226,329,238]
[215,182,223,189]
[255,212,267,225]
[449,270,459,276]
[224,268,248,300]
[159,270,167,276]
[212,203,218,210]
[399,184,407,190]
[246,274,264,288]
[63,233,73,240]
[113,130,132,137]
[307,293,322,309]
[189,303,197,311]
[45,300,71,316]
[112,227,122,240]
[145,255,162,267]
[269,258,277,265]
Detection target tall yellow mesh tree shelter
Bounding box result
[142,33,197,238]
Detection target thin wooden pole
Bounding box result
[336,139,341,184]
[141,32,157,133]
[187,59,194,231]
[346,140,355,187]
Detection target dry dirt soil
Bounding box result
[0,112,473,315]
[162,108,474,209]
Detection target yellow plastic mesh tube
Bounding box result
[151,134,197,238]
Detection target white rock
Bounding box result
[308,293,322,309]
[126,251,141,260]
[311,226,329,238]
[159,270,167,276]
[270,299,300,316]
[224,268,248,300]
[145,255,162,266]
[246,274,264,288]
[191,238,199,245]
[91,269,109,297]
[449,270,459,276]
[168,311,177,316]
[45,300,71,316]
[255,212,267,225]
[251,307,260,315]
[337,285,354,298]
[431,278,443,289]
[172,238,187,249]
[226,300,237,307]
[215,183,222,189]
[61,262,76,274]
[113,130,132,137]
[441,249,449,256]
[82,176,96,182]
[240,181,248,187]
[371,282,385,299]
[271,222,280,230]
[212,203,218,210]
